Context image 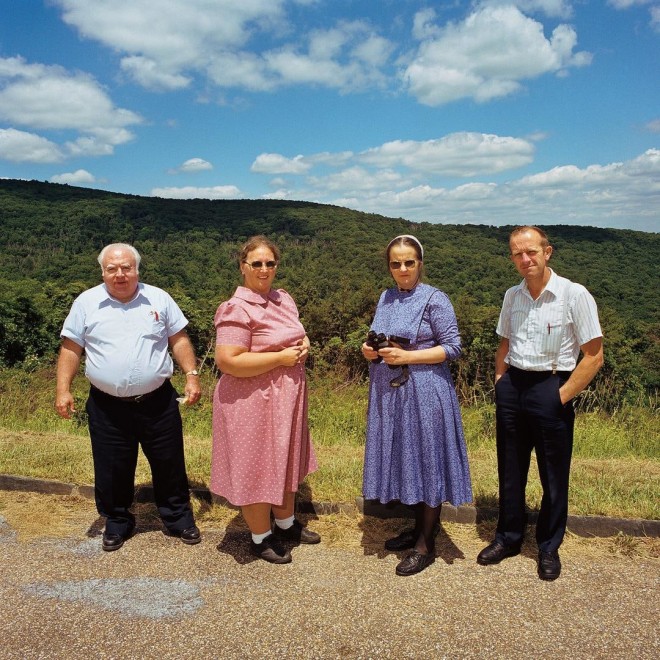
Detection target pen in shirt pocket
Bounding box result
[547,323,551,335]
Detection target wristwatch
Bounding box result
[186,369,199,376]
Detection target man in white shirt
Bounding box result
[477,226,603,580]
[55,243,202,551]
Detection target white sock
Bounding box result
[251,530,272,544]
[275,515,295,530]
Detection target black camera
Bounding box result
[366,331,410,363]
[365,331,411,387]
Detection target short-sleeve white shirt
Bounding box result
[61,282,188,396]
[497,269,602,371]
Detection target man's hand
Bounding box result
[182,374,202,405]
[55,391,76,419]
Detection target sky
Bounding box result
[0,0,658,232]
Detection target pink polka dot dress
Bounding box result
[210,286,317,506]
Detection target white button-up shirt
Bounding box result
[61,282,188,396]
[497,269,602,372]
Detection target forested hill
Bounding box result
[1,179,658,401]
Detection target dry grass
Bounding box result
[2,491,657,562]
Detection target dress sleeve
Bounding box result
[428,291,462,361]
[215,301,252,349]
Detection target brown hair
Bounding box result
[509,225,550,249]
[385,235,424,265]
[238,235,281,265]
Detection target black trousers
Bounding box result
[494,366,574,553]
[86,380,195,536]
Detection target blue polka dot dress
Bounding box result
[363,283,473,507]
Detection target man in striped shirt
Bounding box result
[477,226,604,580]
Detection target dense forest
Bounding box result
[0,178,658,408]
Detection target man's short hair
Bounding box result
[97,243,142,271]
[509,225,550,249]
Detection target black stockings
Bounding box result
[413,503,441,554]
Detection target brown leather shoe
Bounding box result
[273,519,321,544]
[477,540,521,565]
[250,534,292,564]
[395,551,435,576]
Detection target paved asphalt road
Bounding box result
[1,491,658,659]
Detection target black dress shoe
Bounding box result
[102,528,133,552]
[384,529,417,551]
[179,526,202,545]
[250,534,292,564]
[273,519,321,544]
[538,550,561,581]
[395,551,435,576]
[477,540,521,565]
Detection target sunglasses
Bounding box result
[243,260,278,270]
[389,259,418,270]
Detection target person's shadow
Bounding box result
[215,481,320,564]
[358,500,465,565]
[473,493,539,560]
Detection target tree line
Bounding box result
[0,179,657,410]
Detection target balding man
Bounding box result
[56,243,202,551]
[477,226,603,580]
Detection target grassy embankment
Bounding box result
[0,368,658,520]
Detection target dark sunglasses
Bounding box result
[243,260,278,270]
[389,259,418,270]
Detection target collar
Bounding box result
[520,268,559,300]
[101,282,143,305]
[233,285,281,305]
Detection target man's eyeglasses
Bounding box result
[389,259,418,270]
[243,260,278,270]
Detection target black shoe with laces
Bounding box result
[538,550,561,580]
[273,519,321,544]
[250,534,292,564]
[477,540,521,565]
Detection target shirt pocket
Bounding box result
[539,312,564,357]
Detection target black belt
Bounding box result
[508,366,572,376]
[91,380,168,403]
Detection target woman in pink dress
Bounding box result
[211,236,319,563]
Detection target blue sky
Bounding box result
[1,0,658,231]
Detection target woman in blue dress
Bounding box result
[362,235,472,576]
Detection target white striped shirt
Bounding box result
[497,269,602,371]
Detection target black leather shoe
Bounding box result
[273,519,321,544]
[538,550,561,581]
[250,534,292,564]
[384,529,417,551]
[395,551,435,576]
[179,526,202,545]
[477,540,521,565]
[102,527,133,552]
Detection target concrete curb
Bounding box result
[2,473,658,538]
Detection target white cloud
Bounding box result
[646,119,660,133]
[251,153,311,174]
[479,1,574,19]
[0,56,141,163]
[0,128,63,163]
[358,133,535,176]
[151,185,242,199]
[172,158,214,173]
[50,169,96,184]
[319,149,660,230]
[53,1,393,94]
[607,0,652,8]
[403,5,591,106]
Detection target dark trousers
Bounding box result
[494,366,574,553]
[86,380,195,536]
